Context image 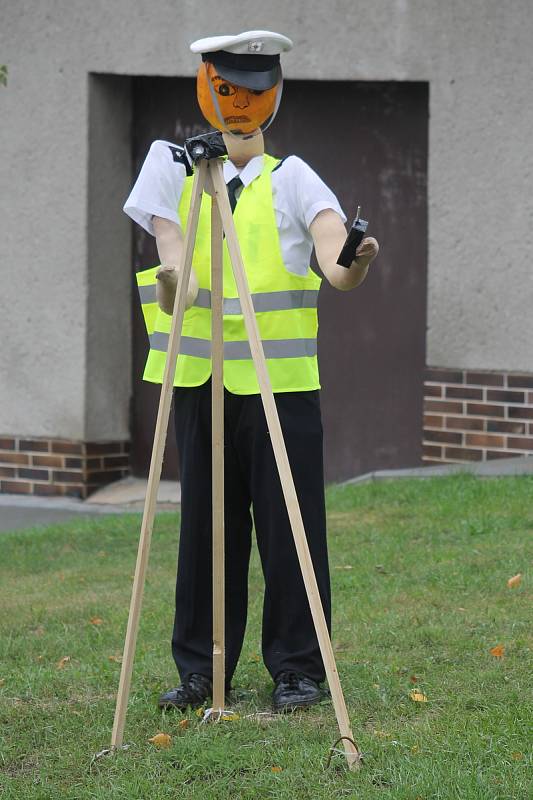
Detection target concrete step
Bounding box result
[85,476,181,508]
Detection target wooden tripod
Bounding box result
[110,157,362,770]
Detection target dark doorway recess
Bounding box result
[130,77,428,482]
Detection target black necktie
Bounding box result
[226,176,243,214]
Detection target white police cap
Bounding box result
[190,30,293,57]
[190,30,293,90]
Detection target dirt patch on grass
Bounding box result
[328,510,381,528]
[1,753,40,777]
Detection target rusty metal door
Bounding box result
[130,77,428,482]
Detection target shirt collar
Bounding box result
[223,155,264,187]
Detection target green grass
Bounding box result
[0,474,531,799]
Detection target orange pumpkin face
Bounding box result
[196,62,279,135]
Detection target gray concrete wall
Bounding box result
[86,74,132,440]
[1,0,532,440]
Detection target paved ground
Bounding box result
[0,478,179,534]
[0,505,102,533]
[344,454,533,484]
[1,457,531,534]
[0,495,127,533]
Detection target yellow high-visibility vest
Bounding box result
[136,154,321,394]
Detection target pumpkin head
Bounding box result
[197,61,280,135]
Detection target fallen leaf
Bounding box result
[411,745,420,754]
[0,678,5,687]
[32,625,45,637]
[56,656,71,669]
[271,766,282,773]
[409,675,420,684]
[511,752,523,760]
[490,644,505,658]
[36,655,43,661]
[90,617,103,626]
[334,565,353,570]
[409,690,428,703]
[179,719,189,730]
[458,607,466,612]
[507,573,522,589]
[375,564,388,574]
[249,653,261,663]
[108,654,122,663]
[148,732,171,748]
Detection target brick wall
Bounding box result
[0,437,130,499]
[423,368,533,465]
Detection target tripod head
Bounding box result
[185,131,228,163]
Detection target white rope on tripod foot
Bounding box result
[201,707,240,723]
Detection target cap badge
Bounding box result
[248,40,264,53]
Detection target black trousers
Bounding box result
[171,379,331,685]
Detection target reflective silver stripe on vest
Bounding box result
[138,284,157,303]
[149,333,317,360]
[149,333,211,359]
[220,290,319,315]
[139,286,318,314]
[194,288,212,309]
[223,338,317,360]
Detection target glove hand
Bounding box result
[156,265,178,315]
[156,264,178,283]
[155,265,199,314]
[353,236,379,269]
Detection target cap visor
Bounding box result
[212,62,280,91]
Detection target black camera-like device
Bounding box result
[184,131,228,163]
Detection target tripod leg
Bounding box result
[110,161,207,750]
[210,160,361,769]
[210,184,225,711]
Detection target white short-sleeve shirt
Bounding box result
[124,140,347,277]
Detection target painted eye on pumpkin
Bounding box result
[216,83,236,97]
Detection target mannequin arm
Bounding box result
[152,216,199,313]
[310,209,379,291]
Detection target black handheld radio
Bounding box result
[337,206,369,268]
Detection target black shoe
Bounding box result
[158,673,212,710]
[272,671,323,712]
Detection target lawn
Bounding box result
[0,475,531,799]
